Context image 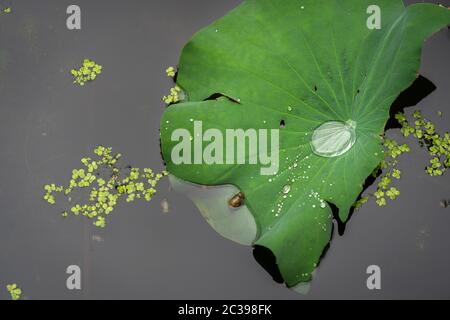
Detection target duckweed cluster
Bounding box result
[372,138,410,206]
[354,138,409,209]
[2,7,11,14]
[355,109,449,210]
[43,146,167,228]
[165,66,176,78]
[71,59,103,86]
[6,284,22,300]
[163,66,184,105]
[396,111,450,176]
[163,85,183,104]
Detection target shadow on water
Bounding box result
[328,168,381,236]
[385,75,436,130]
[253,246,284,284]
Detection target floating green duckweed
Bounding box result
[71,59,102,86]
[356,109,450,210]
[2,7,11,14]
[163,86,183,105]
[43,146,167,228]
[372,138,409,207]
[163,67,184,105]
[354,138,410,209]
[166,66,176,78]
[353,196,369,210]
[6,284,22,300]
[396,110,450,176]
[386,187,401,200]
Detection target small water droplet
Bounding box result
[282,185,291,194]
[288,106,293,112]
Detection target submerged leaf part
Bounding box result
[169,175,257,246]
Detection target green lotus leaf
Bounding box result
[160,0,450,287]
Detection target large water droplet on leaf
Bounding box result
[310,120,357,158]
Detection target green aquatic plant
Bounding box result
[356,109,450,209]
[43,146,167,228]
[6,284,21,301]
[163,67,185,104]
[368,138,409,207]
[162,85,183,105]
[2,7,11,14]
[71,59,102,86]
[159,0,450,287]
[396,110,450,176]
[166,66,176,78]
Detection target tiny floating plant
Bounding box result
[355,109,450,210]
[6,284,22,301]
[397,110,450,176]
[43,146,167,228]
[163,66,185,105]
[71,59,102,86]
